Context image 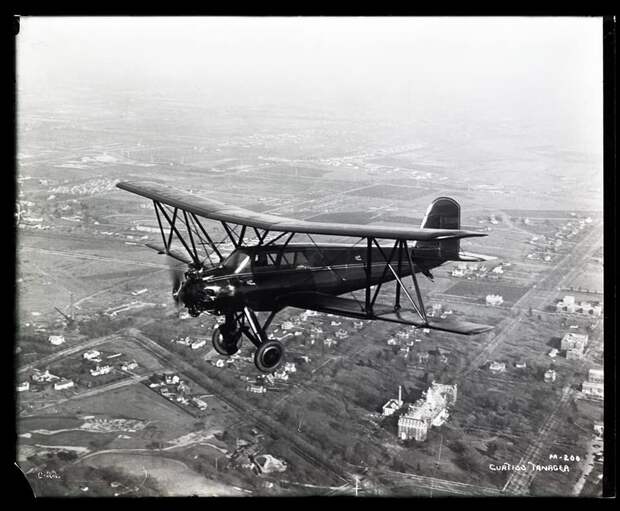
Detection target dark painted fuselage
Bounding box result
[178,243,445,316]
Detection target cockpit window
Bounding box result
[223,250,251,274]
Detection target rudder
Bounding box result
[416,197,461,259]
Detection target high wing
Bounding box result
[117,180,486,242]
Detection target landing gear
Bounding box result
[254,340,284,372]
[212,314,243,356]
[212,308,284,372]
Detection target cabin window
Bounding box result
[292,251,310,268]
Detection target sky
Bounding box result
[17,17,604,150]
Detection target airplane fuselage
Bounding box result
[179,243,445,316]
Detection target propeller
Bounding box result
[167,260,186,308]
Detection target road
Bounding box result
[365,468,502,496]
[502,385,575,495]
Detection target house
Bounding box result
[387,337,399,346]
[284,362,297,373]
[566,348,584,360]
[253,454,287,474]
[561,333,588,351]
[323,338,338,347]
[451,268,465,277]
[246,384,267,394]
[121,361,138,371]
[335,329,348,339]
[548,349,559,358]
[83,349,101,361]
[177,381,191,394]
[31,370,59,383]
[544,369,557,383]
[594,422,604,436]
[191,339,206,350]
[353,321,364,329]
[192,397,208,411]
[90,365,112,376]
[417,352,430,364]
[274,370,289,381]
[489,361,506,373]
[582,381,603,399]
[214,359,225,368]
[54,379,74,390]
[492,266,504,274]
[515,361,527,369]
[486,294,504,306]
[588,368,604,383]
[131,288,148,296]
[165,374,180,385]
[281,321,294,331]
[383,387,404,416]
[330,321,342,327]
[17,381,30,392]
[48,335,65,345]
[556,295,577,313]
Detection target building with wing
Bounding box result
[397,382,457,441]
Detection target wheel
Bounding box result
[212,325,242,356]
[254,340,284,372]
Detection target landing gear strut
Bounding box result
[212,308,284,372]
[242,306,284,372]
[211,314,243,356]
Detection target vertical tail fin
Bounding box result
[417,197,461,260]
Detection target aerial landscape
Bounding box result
[14,17,605,497]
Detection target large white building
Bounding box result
[397,382,457,441]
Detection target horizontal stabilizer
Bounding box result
[145,243,193,265]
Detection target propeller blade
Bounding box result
[166,259,186,308]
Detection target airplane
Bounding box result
[117,181,495,372]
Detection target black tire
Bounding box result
[254,340,284,372]
[212,325,242,356]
